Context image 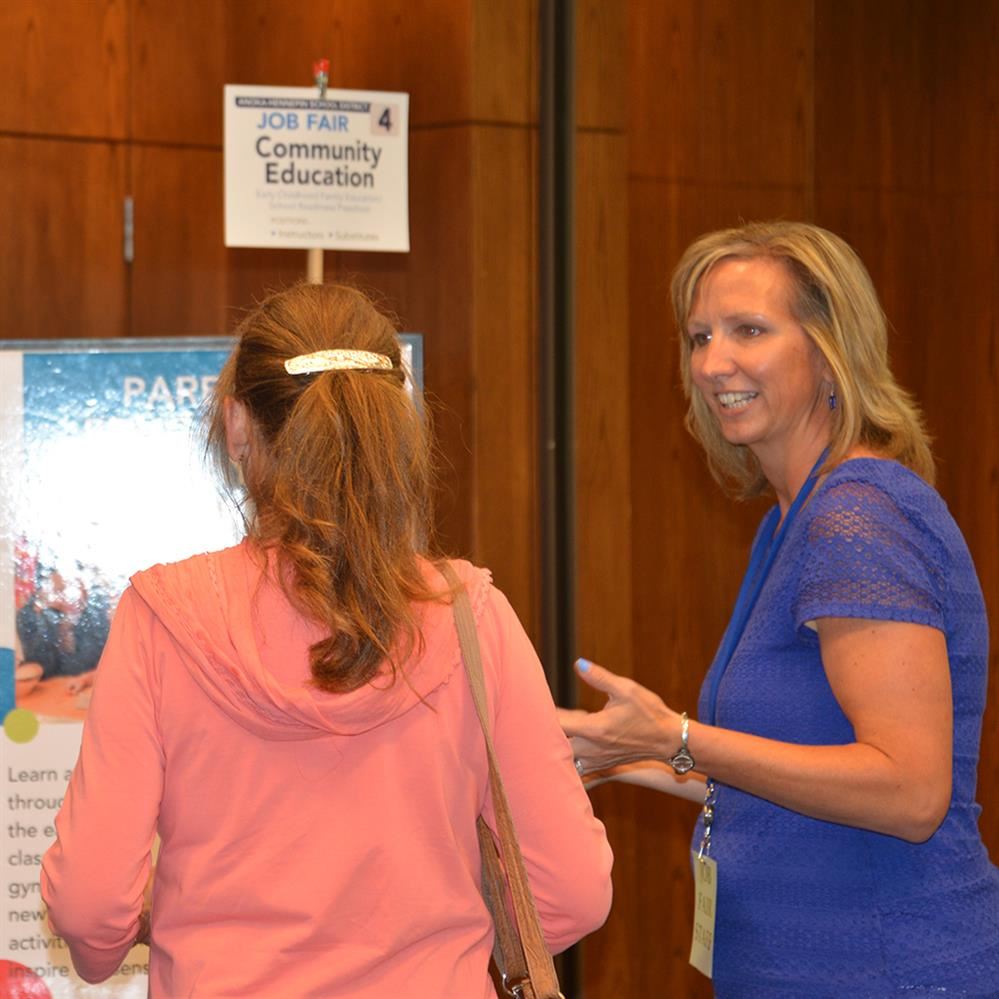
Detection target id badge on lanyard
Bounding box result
[687,449,827,980]
[689,780,718,978]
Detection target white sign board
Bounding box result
[224,85,410,252]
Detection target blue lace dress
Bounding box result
[695,459,999,997]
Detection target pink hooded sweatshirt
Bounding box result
[41,543,612,997]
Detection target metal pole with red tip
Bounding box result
[306,58,330,285]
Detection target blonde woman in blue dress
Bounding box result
[561,221,999,996]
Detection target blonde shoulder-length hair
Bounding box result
[670,220,934,496]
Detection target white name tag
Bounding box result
[689,854,717,979]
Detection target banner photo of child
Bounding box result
[2,343,243,724]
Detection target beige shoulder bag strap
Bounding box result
[440,562,564,999]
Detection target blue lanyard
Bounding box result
[703,448,829,725]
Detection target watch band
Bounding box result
[666,711,695,774]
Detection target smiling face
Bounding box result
[686,256,833,489]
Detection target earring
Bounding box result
[229,454,246,488]
[828,386,837,411]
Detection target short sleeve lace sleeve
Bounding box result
[793,477,946,633]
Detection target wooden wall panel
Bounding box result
[472,0,537,123]
[130,146,227,336]
[575,0,627,132]
[131,0,225,144]
[694,0,813,189]
[814,0,998,197]
[628,0,697,181]
[225,0,474,126]
[921,1,997,198]
[814,0,934,193]
[224,247,314,320]
[0,0,128,139]
[573,129,638,993]
[469,125,538,627]
[573,133,630,673]
[573,10,639,989]
[0,137,128,339]
[630,0,813,191]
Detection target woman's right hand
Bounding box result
[556,658,682,776]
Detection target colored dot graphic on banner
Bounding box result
[4,708,40,743]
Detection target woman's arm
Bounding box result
[41,587,164,982]
[582,760,707,802]
[561,617,952,843]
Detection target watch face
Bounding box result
[669,748,695,775]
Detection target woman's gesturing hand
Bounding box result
[556,659,680,776]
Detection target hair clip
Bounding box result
[284,349,393,375]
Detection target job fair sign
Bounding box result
[224,84,410,252]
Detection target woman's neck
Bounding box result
[758,437,831,518]
[766,442,886,518]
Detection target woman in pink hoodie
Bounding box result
[42,283,612,997]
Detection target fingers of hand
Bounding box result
[568,735,598,759]
[576,659,645,707]
[575,658,619,691]
[557,707,599,737]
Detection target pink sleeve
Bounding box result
[477,586,613,953]
[41,586,164,983]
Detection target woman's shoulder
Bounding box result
[408,557,520,694]
[810,457,966,565]
[827,454,932,490]
[416,556,495,623]
[413,556,538,663]
[129,541,253,601]
[820,457,948,523]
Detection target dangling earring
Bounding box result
[828,386,838,411]
[229,453,246,488]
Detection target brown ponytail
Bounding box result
[206,283,440,693]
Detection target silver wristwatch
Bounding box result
[666,711,695,774]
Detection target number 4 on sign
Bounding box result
[371,104,399,136]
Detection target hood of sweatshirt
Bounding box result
[129,541,491,741]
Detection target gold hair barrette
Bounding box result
[283,349,393,375]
